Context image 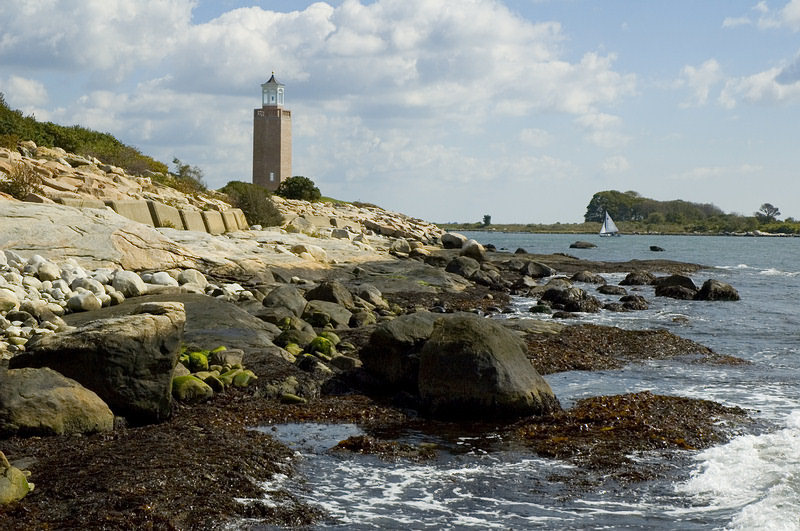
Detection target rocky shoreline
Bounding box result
[0,144,750,529]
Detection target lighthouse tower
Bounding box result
[252,73,292,190]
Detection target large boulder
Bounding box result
[361,311,439,389]
[652,274,697,291]
[441,232,468,249]
[262,285,308,317]
[302,300,353,329]
[305,280,355,309]
[10,302,185,424]
[445,256,480,279]
[520,261,556,279]
[695,279,740,301]
[460,239,486,261]
[418,314,561,419]
[540,287,602,313]
[620,271,655,286]
[0,367,114,437]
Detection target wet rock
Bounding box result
[695,279,740,301]
[650,245,665,252]
[540,287,602,313]
[655,285,697,300]
[361,311,439,389]
[571,270,606,284]
[418,313,561,420]
[652,274,697,291]
[569,241,596,249]
[620,294,649,310]
[620,270,656,285]
[598,285,627,296]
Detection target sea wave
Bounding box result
[677,410,800,531]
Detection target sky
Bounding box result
[1,0,800,224]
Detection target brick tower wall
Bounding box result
[252,107,292,191]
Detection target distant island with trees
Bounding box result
[440,190,799,235]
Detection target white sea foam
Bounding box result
[678,411,800,530]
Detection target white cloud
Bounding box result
[671,164,762,181]
[519,128,553,148]
[0,75,48,107]
[678,59,722,107]
[722,16,751,28]
[602,155,629,174]
[0,0,192,81]
[720,66,800,107]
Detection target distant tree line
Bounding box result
[0,92,167,174]
[584,190,799,234]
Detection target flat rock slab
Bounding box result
[63,293,279,355]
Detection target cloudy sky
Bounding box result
[2,0,800,224]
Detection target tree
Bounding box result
[219,181,283,227]
[756,203,780,222]
[276,176,321,202]
[171,157,206,193]
[482,214,491,227]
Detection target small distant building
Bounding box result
[252,73,292,191]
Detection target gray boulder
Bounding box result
[441,232,468,249]
[655,285,697,300]
[571,270,606,284]
[305,280,355,309]
[598,285,627,296]
[418,314,560,419]
[540,287,602,313]
[696,279,740,301]
[620,270,656,286]
[361,311,439,389]
[11,302,185,424]
[460,239,486,261]
[520,261,556,278]
[262,285,307,317]
[302,300,353,329]
[112,270,148,297]
[0,367,114,437]
[652,274,698,291]
[569,241,596,249]
[445,256,481,279]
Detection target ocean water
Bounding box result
[249,233,800,530]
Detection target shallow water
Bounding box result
[251,234,800,530]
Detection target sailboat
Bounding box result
[599,211,620,237]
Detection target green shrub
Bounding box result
[219,180,283,227]
[276,176,321,202]
[0,162,43,199]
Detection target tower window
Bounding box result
[269,172,275,182]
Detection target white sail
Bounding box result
[599,212,620,236]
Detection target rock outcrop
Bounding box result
[10,302,185,424]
